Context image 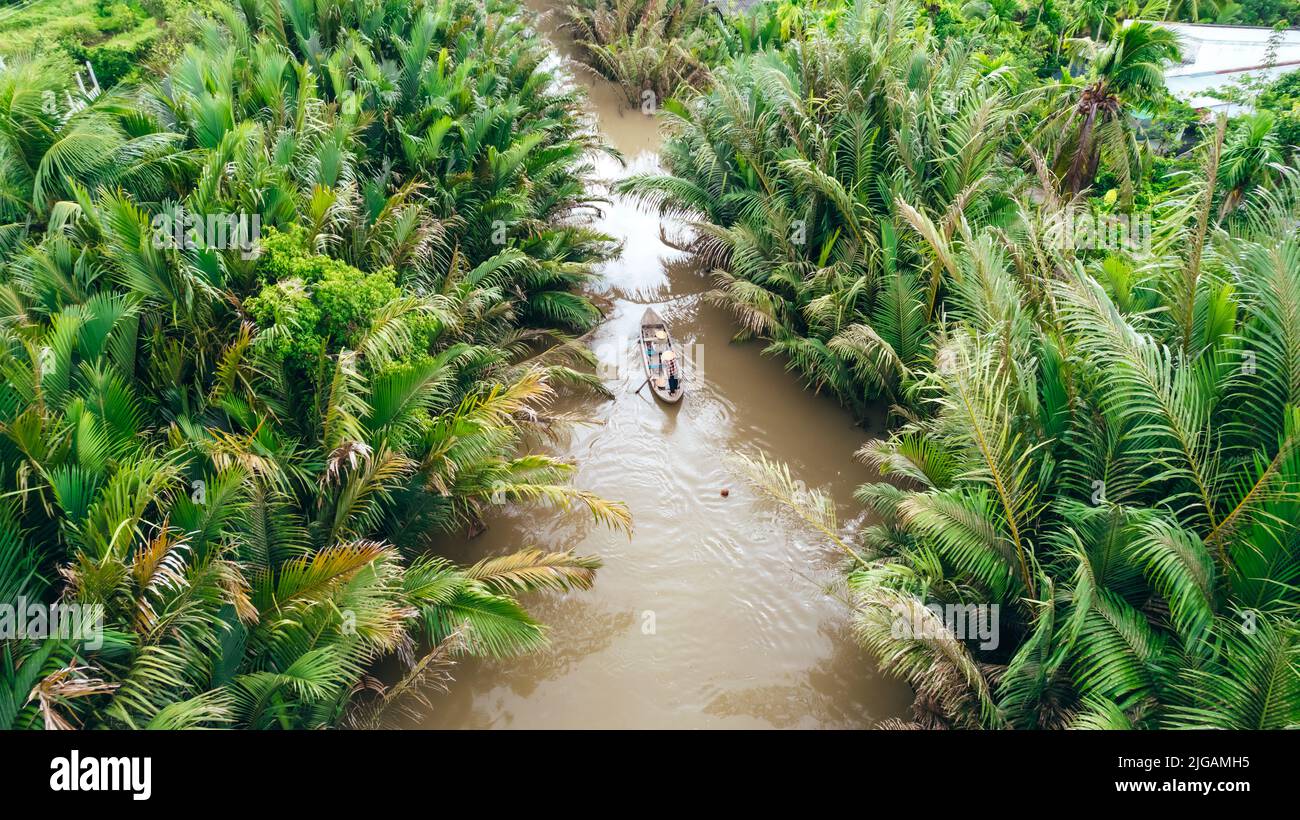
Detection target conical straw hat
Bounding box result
[661,350,677,361]
[655,330,667,340]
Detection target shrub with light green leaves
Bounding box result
[247,228,402,374]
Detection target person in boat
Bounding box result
[663,350,680,393]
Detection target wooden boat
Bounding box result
[638,307,685,403]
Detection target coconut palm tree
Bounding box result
[1047,19,1182,202]
[1160,0,1222,23]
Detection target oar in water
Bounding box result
[629,334,652,396]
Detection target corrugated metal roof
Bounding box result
[1146,21,1300,101]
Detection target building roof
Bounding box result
[1148,21,1300,101]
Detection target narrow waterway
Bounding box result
[414,3,912,729]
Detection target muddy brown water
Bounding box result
[411,3,913,729]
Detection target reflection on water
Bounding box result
[411,2,913,729]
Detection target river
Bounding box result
[412,2,913,729]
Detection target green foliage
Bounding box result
[619,0,1024,413]
[563,0,717,102]
[562,0,833,102]
[0,0,631,730]
[59,37,154,89]
[5,0,1299,733]
[248,228,403,374]
[0,0,180,88]
[1214,0,1299,25]
[1257,68,1300,155]
[678,1,1300,729]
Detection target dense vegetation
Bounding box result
[636,0,1300,727]
[1256,70,1300,146]
[0,0,192,88]
[3,0,1298,732]
[561,0,1300,106]
[0,0,632,729]
[560,0,808,104]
